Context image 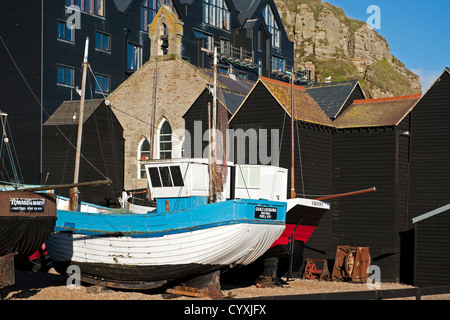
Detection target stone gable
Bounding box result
[108,57,211,189]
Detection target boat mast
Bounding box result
[70,37,89,212]
[209,47,218,203]
[290,67,296,199]
[149,59,158,160]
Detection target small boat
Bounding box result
[45,40,288,290]
[0,112,57,259]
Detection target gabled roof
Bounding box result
[44,99,105,126]
[230,76,334,127]
[333,94,422,129]
[305,80,364,119]
[202,70,255,96]
[112,0,136,13]
[231,0,264,25]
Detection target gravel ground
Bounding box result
[2,267,449,301]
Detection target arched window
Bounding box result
[138,138,150,179]
[159,119,172,159]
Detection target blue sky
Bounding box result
[324,0,449,92]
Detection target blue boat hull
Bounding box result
[46,198,287,289]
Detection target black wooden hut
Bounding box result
[332,94,421,283]
[183,72,254,158]
[43,99,124,207]
[408,68,450,286]
[229,76,335,263]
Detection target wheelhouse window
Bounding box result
[95,31,110,52]
[95,74,110,93]
[66,0,104,16]
[139,138,150,179]
[141,0,173,32]
[203,0,230,31]
[262,4,280,48]
[57,65,74,87]
[159,120,172,159]
[57,20,74,42]
[236,166,260,189]
[147,166,184,188]
[127,43,142,71]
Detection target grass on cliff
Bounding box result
[308,57,360,82]
[366,58,415,96]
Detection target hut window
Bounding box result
[159,120,172,159]
[138,138,150,179]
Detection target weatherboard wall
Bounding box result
[409,70,450,286]
[183,88,231,158]
[332,121,411,283]
[0,0,42,184]
[229,82,334,261]
[43,103,124,206]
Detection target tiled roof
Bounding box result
[333,94,422,129]
[258,77,334,127]
[44,99,104,126]
[305,80,361,119]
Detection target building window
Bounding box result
[138,138,150,179]
[95,74,110,93]
[220,38,231,55]
[203,0,230,31]
[66,0,104,16]
[141,0,173,32]
[127,43,142,71]
[193,30,214,51]
[159,119,172,159]
[272,56,285,72]
[263,4,280,48]
[95,31,110,52]
[57,20,74,42]
[57,65,74,87]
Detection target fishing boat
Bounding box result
[45,40,288,290]
[0,112,57,259]
[0,190,56,258]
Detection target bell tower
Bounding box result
[149,5,183,58]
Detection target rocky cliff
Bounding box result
[274,0,422,98]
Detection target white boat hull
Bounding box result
[46,222,284,287]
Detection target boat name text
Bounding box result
[10,198,45,213]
